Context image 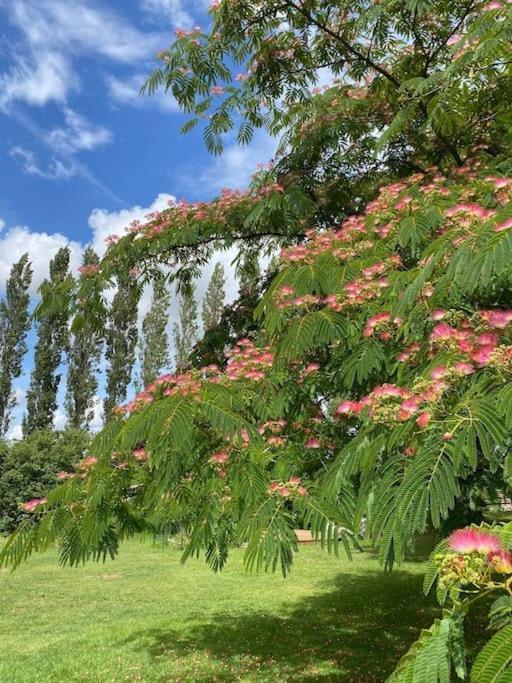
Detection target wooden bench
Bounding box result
[294,529,318,543]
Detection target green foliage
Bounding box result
[24,247,72,435]
[202,262,226,331]
[173,280,199,371]
[388,613,466,683]
[237,250,261,297]
[471,625,512,683]
[145,1,511,174]
[0,429,89,533]
[104,274,141,420]
[138,278,171,389]
[0,254,32,436]
[66,248,103,430]
[4,3,512,680]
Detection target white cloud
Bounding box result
[106,74,180,113]
[0,194,181,298]
[45,107,113,154]
[0,219,5,232]
[88,193,177,257]
[0,51,74,110]
[10,146,78,180]
[53,406,67,431]
[6,423,23,442]
[7,0,162,65]
[0,224,83,295]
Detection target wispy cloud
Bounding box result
[140,0,210,27]
[0,0,166,201]
[8,109,123,203]
[9,108,112,180]
[0,51,74,111]
[45,107,114,154]
[9,146,77,180]
[1,0,163,111]
[7,0,163,64]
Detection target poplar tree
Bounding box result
[65,248,102,430]
[138,279,171,389]
[0,254,33,436]
[173,281,198,372]
[104,274,140,420]
[202,263,226,331]
[23,247,71,436]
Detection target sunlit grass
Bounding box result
[0,538,486,682]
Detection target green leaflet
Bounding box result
[387,613,466,683]
[277,308,346,360]
[471,625,512,683]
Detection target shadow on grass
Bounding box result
[121,569,455,682]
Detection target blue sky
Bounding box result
[0,0,276,438]
[0,0,275,284]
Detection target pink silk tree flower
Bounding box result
[21,497,47,512]
[305,438,321,449]
[448,528,502,554]
[488,550,512,573]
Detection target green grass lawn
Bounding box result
[0,539,487,682]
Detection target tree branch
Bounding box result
[282,0,401,88]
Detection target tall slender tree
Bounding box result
[104,274,140,420]
[65,248,102,430]
[173,281,199,371]
[138,279,171,389]
[23,247,71,436]
[0,254,33,436]
[202,263,226,331]
[237,251,261,297]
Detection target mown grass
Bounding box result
[0,539,487,682]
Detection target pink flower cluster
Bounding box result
[175,26,202,39]
[21,497,47,512]
[429,314,512,367]
[78,263,99,276]
[116,339,274,417]
[210,447,230,465]
[107,184,285,248]
[363,312,402,340]
[258,418,287,447]
[397,343,422,363]
[448,528,512,573]
[276,256,400,313]
[133,447,150,462]
[225,338,274,381]
[483,1,512,10]
[480,310,512,329]
[268,476,307,498]
[117,366,221,415]
[77,455,98,471]
[336,380,448,429]
[444,203,495,223]
[449,528,502,553]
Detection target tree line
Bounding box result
[0,247,260,439]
